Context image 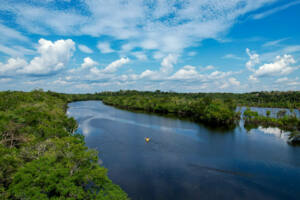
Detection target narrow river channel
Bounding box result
[67,101,300,200]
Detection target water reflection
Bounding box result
[238,106,300,118]
[257,127,290,140]
[68,101,300,200]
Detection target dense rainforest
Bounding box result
[98,90,300,143]
[0,90,128,200]
[101,92,240,128]
[1,90,300,199]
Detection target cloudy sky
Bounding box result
[0,0,300,93]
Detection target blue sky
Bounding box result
[0,0,300,93]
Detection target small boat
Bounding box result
[145,137,150,143]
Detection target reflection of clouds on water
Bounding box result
[81,119,93,136]
[68,105,200,140]
[258,127,289,140]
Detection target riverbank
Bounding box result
[0,90,128,199]
[243,108,300,144]
[101,95,240,128]
[67,100,300,200]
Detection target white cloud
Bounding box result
[53,78,68,85]
[97,42,114,54]
[219,78,240,89]
[249,75,258,82]
[200,65,215,71]
[160,54,178,74]
[81,57,98,69]
[153,52,165,60]
[139,54,178,80]
[188,52,197,57]
[263,38,288,47]
[132,52,147,60]
[223,54,243,60]
[102,57,130,73]
[0,23,29,42]
[0,58,27,74]
[4,5,87,35]
[0,78,12,83]
[246,48,260,71]
[169,65,201,80]
[78,44,93,54]
[253,55,297,77]
[228,77,240,86]
[1,1,278,54]
[0,45,26,57]
[169,65,235,83]
[18,39,75,74]
[253,1,300,20]
[275,77,288,83]
[0,38,75,75]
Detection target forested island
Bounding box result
[1,90,300,199]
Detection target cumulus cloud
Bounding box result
[169,65,236,83]
[102,57,130,73]
[228,77,240,86]
[253,55,297,77]
[81,57,98,69]
[78,44,93,54]
[18,39,75,74]
[169,65,201,80]
[0,38,75,75]
[139,54,178,80]
[97,42,114,54]
[246,48,259,71]
[248,75,258,82]
[219,78,241,89]
[160,54,178,74]
[0,58,27,74]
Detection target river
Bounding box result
[67,101,300,200]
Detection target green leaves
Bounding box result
[0,91,128,200]
[102,93,239,128]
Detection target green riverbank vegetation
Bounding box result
[1,89,300,199]
[98,90,300,109]
[101,92,240,128]
[243,108,300,144]
[0,90,128,199]
[99,90,300,144]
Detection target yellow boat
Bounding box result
[145,137,150,143]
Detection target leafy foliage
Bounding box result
[0,90,128,200]
[100,92,240,127]
[243,108,300,133]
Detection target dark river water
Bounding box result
[67,101,300,200]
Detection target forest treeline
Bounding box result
[97,90,300,109]
[98,91,300,141]
[0,90,128,199]
[1,89,300,199]
[101,93,240,127]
